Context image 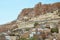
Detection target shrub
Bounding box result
[29,37,37,40]
[51,27,59,33]
[20,38,26,40]
[34,22,39,28]
[26,28,30,31]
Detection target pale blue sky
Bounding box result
[0,0,60,24]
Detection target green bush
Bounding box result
[20,38,27,40]
[26,28,30,31]
[51,27,59,33]
[29,37,37,40]
[34,22,39,28]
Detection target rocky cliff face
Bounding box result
[18,2,60,20]
[0,2,60,33]
[17,2,60,29]
[17,8,33,20]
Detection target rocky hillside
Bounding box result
[17,2,60,29]
[17,2,60,21]
[0,20,18,33]
[0,2,60,33]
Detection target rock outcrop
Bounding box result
[18,2,60,20]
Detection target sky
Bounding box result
[0,0,60,25]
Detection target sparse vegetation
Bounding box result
[25,28,30,31]
[20,37,36,40]
[34,22,39,28]
[51,27,59,33]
